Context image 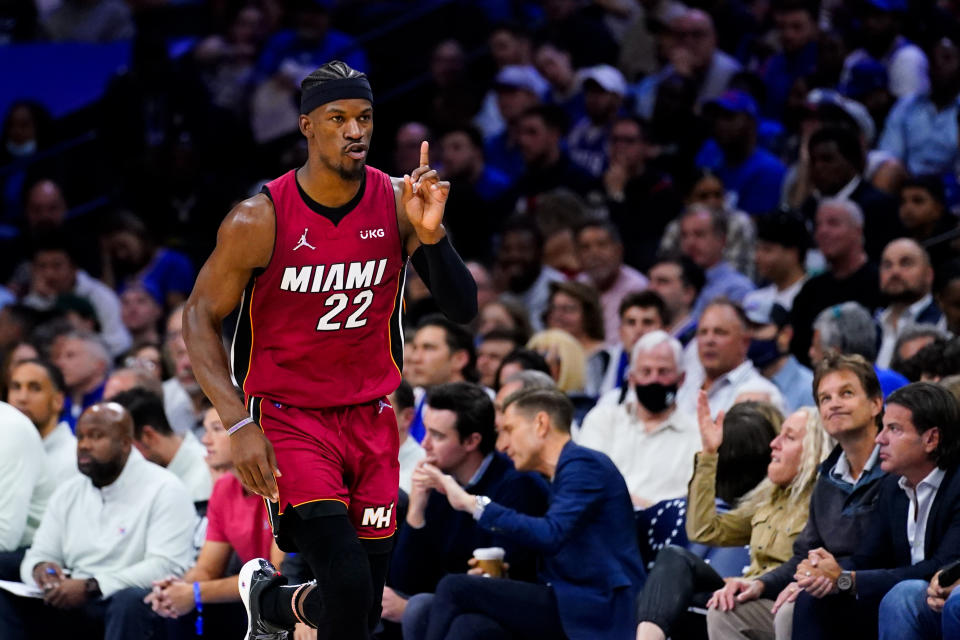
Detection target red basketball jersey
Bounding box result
[232,166,405,408]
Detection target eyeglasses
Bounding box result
[124,357,158,371]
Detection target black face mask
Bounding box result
[634,381,678,414]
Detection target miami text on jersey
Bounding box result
[280,259,389,294]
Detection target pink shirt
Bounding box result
[578,265,649,346]
[205,474,273,563]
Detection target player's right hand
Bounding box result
[230,423,281,502]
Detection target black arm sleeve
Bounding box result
[409,235,478,324]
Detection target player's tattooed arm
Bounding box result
[184,195,281,502]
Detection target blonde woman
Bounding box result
[635,392,833,640]
[526,329,587,393]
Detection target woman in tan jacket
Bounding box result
[635,391,833,640]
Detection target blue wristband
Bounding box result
[193,581,203,636]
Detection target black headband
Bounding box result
[300,77,374,115]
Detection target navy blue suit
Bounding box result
[471,441,646,640]
[389,452,549,595]
[793,465,960,639]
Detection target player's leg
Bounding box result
[240,400,372,639]
[345,400,402,633]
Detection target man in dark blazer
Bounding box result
[800,124,905,262]
[791,382,960,639]
[383,382,549,637]
[418,388,646,640]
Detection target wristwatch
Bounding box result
[836,571,855,595]
[84,578,101,599]
[473,495,491,520]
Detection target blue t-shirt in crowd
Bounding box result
[875,365,909,399]
[255,29,368,80]
[695,143,787,216]
[123,249,195,304]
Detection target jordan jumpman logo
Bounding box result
[293,228,316,251]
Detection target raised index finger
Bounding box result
[419,140,429,167]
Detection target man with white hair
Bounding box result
[576,330,700,507]
[790,198,884,366]
[51,331,111,431]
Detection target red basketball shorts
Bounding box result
[248,396,400,549]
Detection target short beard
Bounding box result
[79,456,125,487]
[321,154,365,181]
[883,286,926,305]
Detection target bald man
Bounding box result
[4,403,196,640]
[876,238,944,369]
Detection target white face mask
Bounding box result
[6,139,36,157]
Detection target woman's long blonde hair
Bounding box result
[738,406,835,511]
[526,329,587,393]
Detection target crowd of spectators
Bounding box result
[5,0,960,639]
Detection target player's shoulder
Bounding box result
[219,193,275,239]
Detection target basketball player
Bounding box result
[183,61,477,639]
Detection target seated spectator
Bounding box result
[527,329,588,394]
[103,365,164,401]
[494,218,565,332]
[891,325,950,380]
[745,298,815,412]
[898,176,959,270]
[163,306,205,437]
[880,566,960,640]
[119,283,164,346]
[679,206,755,320]
[0,305,41,357]
[418,388,646,640]
[473,25,535,138]
[4,403,195,639]
[577,330,699,507]
[124,342,166,382]
[7,359,77,484]
[575,219,649,346]
[602,116,683,272]
[811,301,909,398]
[567,65,627,178]
[677,299,784,417]
[405,315,479,443]
[101,212,195,309]
[877,239,944,369]
[795,382,960,639]
[199,402,231,485]
[596,290,669,398]
[494,369,559,429]
[648,255,704,346]
[840,0,928,98]
[706,353,886,639]
[0,401,53,580]
[799,125,904,262]
[437,125,513,261]
[40,0,134,42]
[24,233,132,357]
[476,329,524,389]
[389,379,424,495]
[543,281,606,378]
[636,400,831,640]
[492,348,552,391]
[760,0,819,119]
[111,387,212,504]
[384,383,548,636]
[533,40,585,125]
[51,331,110,431]
[936,260,960,337]
[694,90,787,216]
[790,198,884,365]
[509,105,600,211]
[142,414,283,640]
[483,65,545,178]
[743,212,811,313]
[661,170,757,281]
[475,299,532,343]
[633,9,741,118]
[908,338,960,383]
[877,37,960,178]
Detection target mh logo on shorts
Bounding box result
[361,501,395,529]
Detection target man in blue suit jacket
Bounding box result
[419,388,646,640]
[791,382,960,639]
